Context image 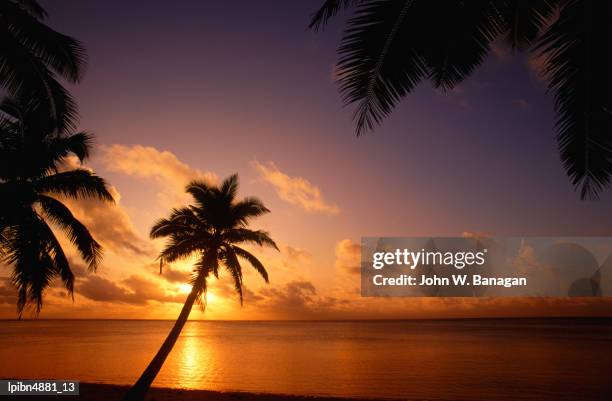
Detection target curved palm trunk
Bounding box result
[121,289,198,401]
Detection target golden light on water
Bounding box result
[174,325,215,389]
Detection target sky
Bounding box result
[1,0,612,319]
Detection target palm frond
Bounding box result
[195,249,219,281]
[535,0,612,199]
[0,96,26,122]
[14,251,55,316]
[4,213,60,316]
[35,169,114,202]
[152,174,277,312]
[232,245,269,283]
[30,210,74,297]
[158,236,205,264]
[223,246,244,305]
[224,228,279,251]
[48,131,94,164]
[189,268,209,311]
[34,71,79,132]
[185,180,212,202]
[150,218,172,239]
[338,0,428,136]
[1,0,87,82]
[37,194,102,271]
[0,228,8,257]
[0,29,79,131]
[150,207,201,238]
[0,96,93,180]
[231,196,270,226]
[10,0,47,19]
[495,0,557,51]
[220,174,239,201]
[422,0,502,91]
[309,0,363,31]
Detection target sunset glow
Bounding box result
[0,0,611,322]
[178,284,192,294]
[1,1,612,401]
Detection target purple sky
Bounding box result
[42,0,612,236]
[4,0,607,319]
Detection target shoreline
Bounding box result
[6,383,399,401]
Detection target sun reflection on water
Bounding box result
[172,325,216,389]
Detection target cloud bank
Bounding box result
[101,144,218,207]
[253,161,339,214]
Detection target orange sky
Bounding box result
[2,0,612,319]
[1,148,611,320]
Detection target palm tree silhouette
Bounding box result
[0,96,113,316]
[310,0,612,199]
[122,175,277,401]
[0,0,87,130]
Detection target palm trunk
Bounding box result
[121,289,198,401]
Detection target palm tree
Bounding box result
[0,96,113,316]
[0,0,87,130]
[310,0,612,199]
[122,174,277,401]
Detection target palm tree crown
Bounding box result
[151,174,277,305]
[0,96,113,316]
[311,0,612,199]
[121,175,276,401]
[0,0,87,130]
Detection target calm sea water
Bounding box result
[0,319,611,400]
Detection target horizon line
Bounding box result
[2,316,611,322]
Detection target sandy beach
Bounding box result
[8,383,395,401]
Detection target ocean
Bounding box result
[0,318,611,400]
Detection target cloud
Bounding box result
[281,245,311,268]
[283,245,310,261]
[512,99,531,110]
[78,274,183,305]
[254,280,340,315]
[158,265,192,283]
[526,52,548,83]
[252,161,339,215]
[244,277,612,320]
[57,156,151,256]
[461,231,492,239]
[489,39,509,61]
[335,239,361,275]
[0,277,16,305]
[101,144,218,207]
[62,186,152,256]
[123,275,184,303]
[242,285,264,303]
[78,275,136,304]
[244,280,351,319]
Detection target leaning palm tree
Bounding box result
[310,0,612,199]
[0,0,87,130]
[0,96,113,316]
[122,174,277,401]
